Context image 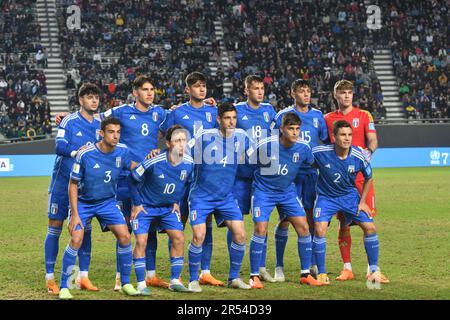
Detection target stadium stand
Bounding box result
[1,0,448,142]
[374,0,449,121]
[55,0,220,112]
[218,0,385,117]
[0,0,52,141]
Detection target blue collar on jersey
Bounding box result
[77,111,96,124]
[289,104,314,113]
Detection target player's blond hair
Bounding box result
[333,80,353,94]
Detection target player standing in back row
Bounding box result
[324,80,389,283]
[270,79,329,281]
[233,75,277,283]
[159,72,223,286]
[44,84,101,295]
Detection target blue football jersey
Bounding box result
[49,111,101,194]
[188,128,252,200]
[130,151,194,207]
[312,145,373,198]
[159,102,218,138]
[272,105,329,148]
[251,135,314,193]
[101,103,167,163]
[235,101,276,179]
[70,143,132,202]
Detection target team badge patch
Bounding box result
[50,203,58,215]
[369,122,376,130]
[57,129,65,138]
[95,129,101,141]
[132,219,139,231]
[72,163,80,174]
[206,112,212,122]
[263,112,270,122]
[180,170,187,181]
[190,210,197,221]
[254,207,261,218]
[348,165,355,173]
[152,112,158,122]
[293,152,299,163]
[352,118,359,128]
[313,118,319,128]
[314,207,321,218]
[136,165,145,177]
[116,157,121,168]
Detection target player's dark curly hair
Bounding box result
[101,117,121,131]
[218,102,237,118]
[291,79,311,92]
[132,75,154,90]
[185,72,206,87]
[166,124,187,142]
[333,120,352,136]
[78,83,101,97]
[281,112,302,127]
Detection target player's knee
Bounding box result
[135,237,147,249]
[70,236,83,249]
[254,224,267,236]
[314,225,326,237]
[233,229,246,244]
[49,219,63,228]
[363,224,377,235]
[171,232,185,247]
[278,220,290,229]
[192,232,205,246]
[118,233,131,246]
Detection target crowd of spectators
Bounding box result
[218,0,386,119]
[0,0,52,141]
[375,0,449,120]
[56,0,218,112]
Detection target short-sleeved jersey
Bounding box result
[159,102,218,138]
[272,105,329,148]
[272,105,329,175]
[100,103,167,163]
[251,135,314,193]
[49,111,100,194]
[235,101,276,179]
[130,151,194,207]
[70,143,132,203]
[312,144,372,198]
[324,107,376,149]
[188,128,252,201]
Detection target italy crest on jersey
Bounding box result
[352,118,359,128]
[180,170,187,181]
[313,118,319,128]
[254,207,261,218]
[50,203,58,215]
[116,157,121,168]
[152,112,158,122]
[190,210,197,221]
[314,207,321,218]
[348,165,355,173]
[132,219,139,231]
[293,152,299,163]
[206,112,212,122]
[95,129,100,141]
[263,112,270,122]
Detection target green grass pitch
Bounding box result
[0,167,449,300]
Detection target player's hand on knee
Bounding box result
[357,201,372,217]
[55,112,69,125]
[68,215,83,234]
[131,205,146,221]
[203,97,217,106]
[145,148,160,160]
